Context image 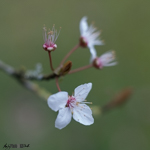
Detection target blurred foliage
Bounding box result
[0,0,150,150]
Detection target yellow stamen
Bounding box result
[48,31,53,35]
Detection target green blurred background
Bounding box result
[0,0,150,150]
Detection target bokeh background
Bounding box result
[0,0,150,150]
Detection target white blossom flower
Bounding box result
[43,25,61,51]
[79,16,103,51]
[93,51,117,69]
[47,83,94,129]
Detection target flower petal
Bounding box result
[77,104,92,114]
[99,51,117,67]
[89,46,97,63]
[104,62,118,67]
[80,16,88,36]
[55,107,72,129]
[74,83,92,102]
[47,91,68,112]
[73,104,94,125]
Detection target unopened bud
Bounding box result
[54,61,72,76]
[102,88,133,113]
[60,61,72,75]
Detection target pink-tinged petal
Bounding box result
[73,104,94,125]
[47,91,68,112]
[74,83,92,102]
[98,51,117,67]
[55,107,72,129]
[80,16,88,36]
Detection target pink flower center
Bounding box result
[43,43,57,51]
[93,58,103,69]
[97,58,103,69]
[79,37,88,47]
[66,96,76,108]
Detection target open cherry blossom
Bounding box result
[43,25,61,51]
[79,16,103,52]
[93,51,117,69]
[47,83,94,129]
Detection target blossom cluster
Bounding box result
[43,16,117,129]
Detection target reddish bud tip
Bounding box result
[102,88,133,113]
[79,37,88,48]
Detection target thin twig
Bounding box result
[55,77,61,91]
[69,64,93,74]
[60,43,80,65]
[25,73,59,81]
[48,51,54,71]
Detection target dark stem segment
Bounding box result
[25,73,59,80]
[55,77,61,91]
[60,43,80,65]
[48,51,54,71]
[69,64,93,74]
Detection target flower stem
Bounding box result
[60,43,80,65]
[55,77,61,91]
[48,51,54,71]
[69,64,93,74]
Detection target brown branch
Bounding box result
[25,73,59,80]
[0,60,51,100]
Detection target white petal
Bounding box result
[47,47,54,51]
[104,62,118,67]
[74,83,92,102]
[73,104,94,125]
[99,51,117,67]
[47,91,68,112]
[80,16,88,36]
[78,104,92,114]
[88,46,97,63]
[55,107,72,129]
[93,40,104,46]
[88,24,97,34]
